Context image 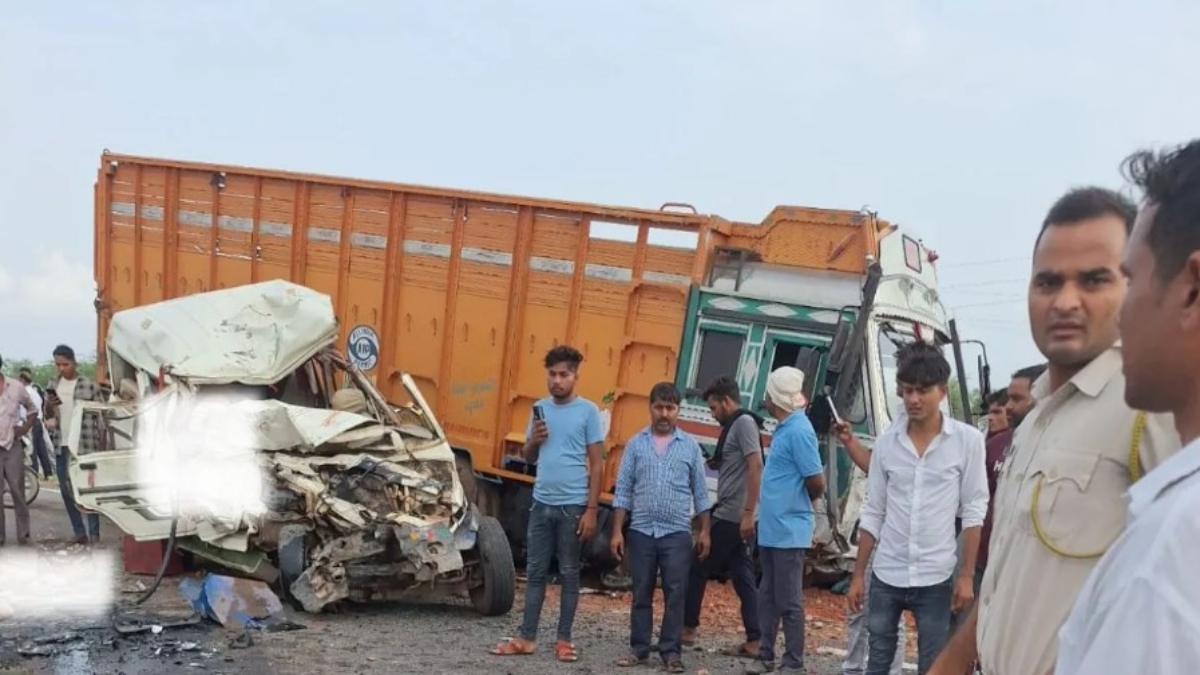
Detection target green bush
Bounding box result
[3,357,98,387]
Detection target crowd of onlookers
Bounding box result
[488,137,1200,675]
[4,138,1198,675]
[0,344,104,548]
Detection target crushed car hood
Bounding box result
[105,279,338,386]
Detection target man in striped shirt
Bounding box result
[610,382,712,674]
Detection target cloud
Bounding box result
[0,248,95,320]
[0,261,13,296]
[0,250,96,361]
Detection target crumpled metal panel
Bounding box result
[106,280,339,387]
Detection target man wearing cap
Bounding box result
[744,366,825,675]
[846,341,989,675]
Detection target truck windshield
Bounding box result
[877,321,952,424]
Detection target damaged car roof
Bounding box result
[105,279,339,386]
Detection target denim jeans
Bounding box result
[756,547,807,670]
[684,517,760,641]
[627,529,692,662]
[866,574,953,675]
[29,420,53,478]
[56,451,101,541]
[842,554,906,675]
[518,501,584,643]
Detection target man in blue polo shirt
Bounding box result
[745,366,826,674]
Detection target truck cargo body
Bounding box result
[93,152,960,570]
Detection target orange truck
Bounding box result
[92,151,987,576]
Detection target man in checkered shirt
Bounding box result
[44,344,105,545]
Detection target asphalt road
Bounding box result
[1,482,871,674]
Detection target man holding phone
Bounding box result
[491,345,605,664]
[45,344,104,545]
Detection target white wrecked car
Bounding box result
[65,280,515,616]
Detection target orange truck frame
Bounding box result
[93,151,981,572]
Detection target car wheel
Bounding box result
[277,524,310,608]
[469,514,515,616]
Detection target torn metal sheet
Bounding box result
[69,281,472,615]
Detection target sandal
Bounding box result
[722,642,758,658]
[617,653,649,667]
[555,641,579,663]
[662,658,686,673]
[490,637,535,656]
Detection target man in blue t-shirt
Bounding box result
[746,366,826,675]
[491,345,605,663]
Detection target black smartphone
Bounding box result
[532,404,545,422]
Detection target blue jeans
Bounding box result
[29,420,53,478]
[842,554,906,675]
[866,574,953,675]
[56,451,100,541]
[627,529,692,662]
[518,501,584,643]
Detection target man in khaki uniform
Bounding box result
[929,187,1181,675]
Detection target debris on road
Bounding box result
[180,574,283,629]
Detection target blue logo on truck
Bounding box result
[347,325,380,371]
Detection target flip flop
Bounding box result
[555,641,579,663]
[490,637,535,656]
[722,642,758,658]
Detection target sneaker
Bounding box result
[744,660,777,674]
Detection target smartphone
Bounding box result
[532,404,545,422]
[824,387,844,426]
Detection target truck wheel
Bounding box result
[470,515,515,616]
[278,525,309,608]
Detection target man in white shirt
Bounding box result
[846,342,989,675]
[1054,139,1200,674]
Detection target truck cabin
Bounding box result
[675,246,872,494]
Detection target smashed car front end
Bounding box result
[68,356,473,614]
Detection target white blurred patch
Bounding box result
[0,549,117,621]
[133,390,268,527]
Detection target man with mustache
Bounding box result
[929,187,1181,675]
[1004,364,1046,430]
[1055,139,1200,674]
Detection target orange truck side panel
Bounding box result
[94,152,884,496]
[95,154,711,493]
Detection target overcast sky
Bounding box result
[2,0,1197,388]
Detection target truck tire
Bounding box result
[470,515,515,617]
